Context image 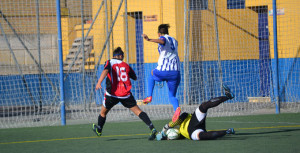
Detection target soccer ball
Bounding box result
[166,128,180,140]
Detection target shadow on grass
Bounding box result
[207,128,300,141]
[106,136,147,141]
[235,128,300,136]
[103,128,300,141]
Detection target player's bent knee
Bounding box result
[100,107,109,117]
[195,108,206,122]
[130,105,142,116]
[191,129,204,140]
[199,103,208,113]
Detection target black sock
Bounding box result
[98,115,106,130]
[198,131,227,140]
[138,112,155,130]
[199,96,229,113]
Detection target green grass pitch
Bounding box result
[1,113,300,153]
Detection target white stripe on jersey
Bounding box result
[105,91,130,99]
[109,59,123,84]
[156,35,180,71]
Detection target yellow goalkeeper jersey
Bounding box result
[179,114,192,139]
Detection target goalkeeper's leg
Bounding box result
[198,131,227,140]
[199,84,234,113]
[198,128,235,140]
[199,96,229,113]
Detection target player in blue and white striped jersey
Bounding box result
[142,24,181,122]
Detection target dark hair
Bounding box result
[113,47,124,57]
[158,24,170,34]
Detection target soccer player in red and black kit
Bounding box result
[92,47,157,140]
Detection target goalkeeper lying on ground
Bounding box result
[157,84,235,141]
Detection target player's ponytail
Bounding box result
[116,47,122,51]
[113,47,124,57]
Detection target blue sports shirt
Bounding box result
[156,35,180,71]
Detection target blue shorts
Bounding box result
[152,69,180,90]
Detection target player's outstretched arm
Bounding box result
[157,112,188,140]
[167,112,188,128]
[95,69,109,90]
[142,34,164,44]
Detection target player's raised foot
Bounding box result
[172,107,181,122]
[148,128,157,140]
[143,96,152,104]
[222,84,235,99]
[226,128,235,134]
[92,123,102,136]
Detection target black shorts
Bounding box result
[188,112,207,139]
[104,94,137,110]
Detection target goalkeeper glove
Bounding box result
[156,131,167,141]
